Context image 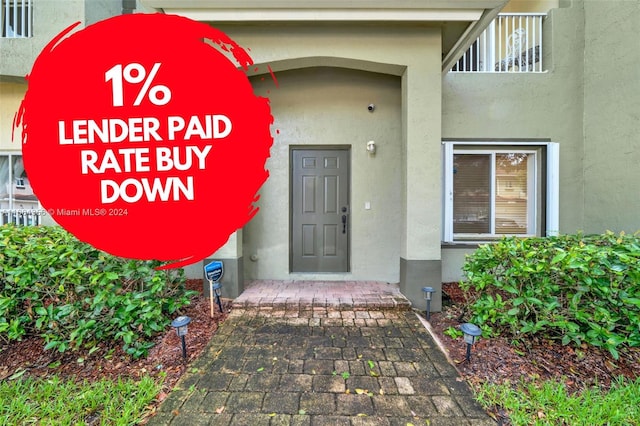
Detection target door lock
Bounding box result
[341,206,348,234]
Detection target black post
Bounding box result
[465,343,472,362]
[180,335,187,359]
[426,300,431,321]
[215,293,223,313]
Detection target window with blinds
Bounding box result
[453,154,491,234]
[443,142,559,243]
[451,150,535,239]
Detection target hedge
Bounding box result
[460,232,640,359]
[0,225,196,358]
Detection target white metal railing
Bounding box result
[451,13,546,73]
[1,209,42,226]
[1,0,32,38]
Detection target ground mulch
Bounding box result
[0,279,227,414]
[430,282,640,425]
[425,282,640,423]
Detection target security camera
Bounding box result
[367,104,375,112]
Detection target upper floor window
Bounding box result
[2,0,33,38]
[443,142,559,243]
[0,153,41,225]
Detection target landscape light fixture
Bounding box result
[460,322,482,363]
[422,286,435,320]
[171,315,191,360]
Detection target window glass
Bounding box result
[0,154,40,225]
[12,154,25,183]
[452,150,534,238]
[11,155,37,205]
[0,155,9,209]
[453,154,491,233]
[495,153,529,234]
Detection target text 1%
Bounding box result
[105,63,171,107]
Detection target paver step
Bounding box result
[232,280,412,311]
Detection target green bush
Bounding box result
[460,231,640,359]
[0,225,196,358]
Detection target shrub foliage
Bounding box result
[0,225,196,358]
[460,232,640,359]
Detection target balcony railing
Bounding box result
[451,13,546,73]
[1,209,42,226]
[1,0,32,38]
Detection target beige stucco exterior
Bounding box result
[138,0,509,306]
[246,67,403,282]
[441,1,640,282]
[582,0,640,233]
[1,0,638,307]
[502,0,558,13]
[0,82,25,151]
[0,0,121,79]
[208,24,444,302]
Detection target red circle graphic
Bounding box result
[15,13,273,268]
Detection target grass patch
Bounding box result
[475,376,640,425]
[0,375,160,425]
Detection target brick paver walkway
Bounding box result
[147,282,494,426]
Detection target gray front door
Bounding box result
[291,148,350,272]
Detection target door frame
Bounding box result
[289,145,351,273]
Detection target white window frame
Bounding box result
[443,141,559,243]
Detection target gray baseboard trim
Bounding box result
[399,258,442,312]
[202,257,244,299]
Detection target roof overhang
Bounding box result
[140,0,507,73]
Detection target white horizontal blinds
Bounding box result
[453,154,491,234]
[495,153,529,234]
[444,142,551,242]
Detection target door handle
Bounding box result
[342,214,347,234]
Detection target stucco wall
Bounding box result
[0,82,25,150]
[2,0,122,151]
[245,67,402,282]
[443,5,586,229]
[209,23,442,285]
[582,0,640,234]
[442,0,640,280]
[0,0,121,78]
[441,5,586,280]
[85,0,122,26]
[1,0,81,78]
[441,246,476,282]
[502,0,559,13]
